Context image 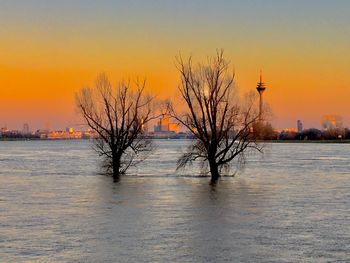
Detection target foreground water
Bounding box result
[0,140,349,262]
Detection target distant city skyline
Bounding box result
[1,113,348,132]
[0,1,349,129]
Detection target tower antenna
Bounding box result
[256,70,267,121]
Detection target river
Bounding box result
[0,140,349,262]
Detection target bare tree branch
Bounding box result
[170,50,263,182]
[76,73,155,179]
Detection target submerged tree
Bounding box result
[76,74,154,180]
[168,50,262,182]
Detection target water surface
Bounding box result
[0,140,349,262]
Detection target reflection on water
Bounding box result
[0,140,349,262]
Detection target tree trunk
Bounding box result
[209,158,220,182]
[112,153,121,180]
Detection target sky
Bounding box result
[0,0,349,130]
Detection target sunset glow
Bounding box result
[1,1,349,130]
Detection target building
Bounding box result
[256,70,267,121]
[154,116,170,132]
[47,130,82,139]
[321,115,343,130]
[23,123,30,134]
[82,129,99,139]
[154,115,180,133]
[35,129,50,139]
[297,120,303,132]
[282,128,298,133]
[1,127,9,134]
[151,114,181,138]
[66,127,74,133]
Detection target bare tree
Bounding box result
[168,50,262,182]
[76,73,154,180]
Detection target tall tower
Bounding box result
[256,70,267,121]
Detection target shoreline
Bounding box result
[1,138,349,143]
[261,139,350,144]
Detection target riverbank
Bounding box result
[263,139,350,144]
[2,137,350,144]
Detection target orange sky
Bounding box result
[0,1,349,130]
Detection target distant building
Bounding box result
[151,114,181,138]
[155,116,170,132]
[23,123,30,134]
[154,115,180,133]
[47,130,82,139]
[66,127,74,133]
[35,129,50,139]
[297,120,303,133]
[282,128,298,133]
[82,129,98,139]
[1,127,9,134]
[321,115,343,130]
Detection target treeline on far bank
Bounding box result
[252,122,350,141]
[1,125,350,142]
[0,132,40,140]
